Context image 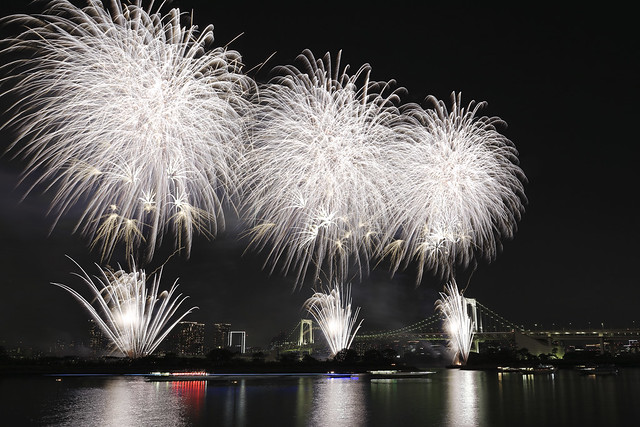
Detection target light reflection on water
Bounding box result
[309,376,367,426]
[1,369,640,426]
[446,369,479,426]
[43,376,188,427]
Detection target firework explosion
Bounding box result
[384,93,527,282]
[303,283,363,356]
[53,259,196,358]
[436,280,475,365]
[240,50,413,286]
[1,0,252,261]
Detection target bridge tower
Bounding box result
[465,298,483,333]
[465,298,482,353]
[298,319,314,346]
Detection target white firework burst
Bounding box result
[303,282,363,357]
[1,0,253,261]
[435,280,475,365]
[52,258,197,358]
[240,50,412,286]
[385,92,526,282]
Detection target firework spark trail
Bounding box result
[240,50,413,286]
[1,0,253,261]
[435,280,474,365]
[52,258,197,358]
[385,92,527,282]
[303,282,363,356]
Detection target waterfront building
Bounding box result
[88,319,108,356]
[172,321,206,357]
[229,331,246,354]
[211,323,231,350]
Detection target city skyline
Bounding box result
[0,1,637,352]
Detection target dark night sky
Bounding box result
[0,1,638,351]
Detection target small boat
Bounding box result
[368,370,434,379]
[498,365,557,374]
[145,371,360,382]
[529,364,558,374]
[577,365,618,376]
[497,366,522,373]
[146,371,210,381]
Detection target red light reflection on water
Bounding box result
[170,381,207,414]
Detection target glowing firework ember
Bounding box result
[52,259,197,358]
[240,50,412,286]
[385,93,526,282]
[1,0,252,261]
[436,280,475,365]
[303,283,363,356]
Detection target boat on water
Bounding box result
[144,371,358,381]
[576,365,619,376]
[368,370,435,379]
[523,364,558,374]
[497,365,558,374]
[497,366,522,373]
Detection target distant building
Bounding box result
[229,331,246,354]
[88,319,109,356]
[269,331,290,350]
[169,321,206,357]
[211,323,231,350]
[51,339,77,357]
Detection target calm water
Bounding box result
[1,368,638,426]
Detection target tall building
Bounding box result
[174,321,206,357]
[211,323,231,350]
[88,319,109,356]
[163,321,206,357]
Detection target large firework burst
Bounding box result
[53,259,197,358]
[303,282,363,357]
[1,0,252,261]
[435,280,475,366]
[240,50,412,286]
[385,93,526,282]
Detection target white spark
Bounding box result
[386,92,526,282]
[240,50,412,286]
[436,280,475,365]
[52,258,197,358]
[303,282,363,357]
[1,0,253,261]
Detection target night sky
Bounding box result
[0,1,637,351]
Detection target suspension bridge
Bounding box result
[280,299,640,356]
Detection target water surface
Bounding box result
[1,368,637,426]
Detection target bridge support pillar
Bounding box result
[466,298,482,333]
[299,319,314,346]
[599,334,605,355]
